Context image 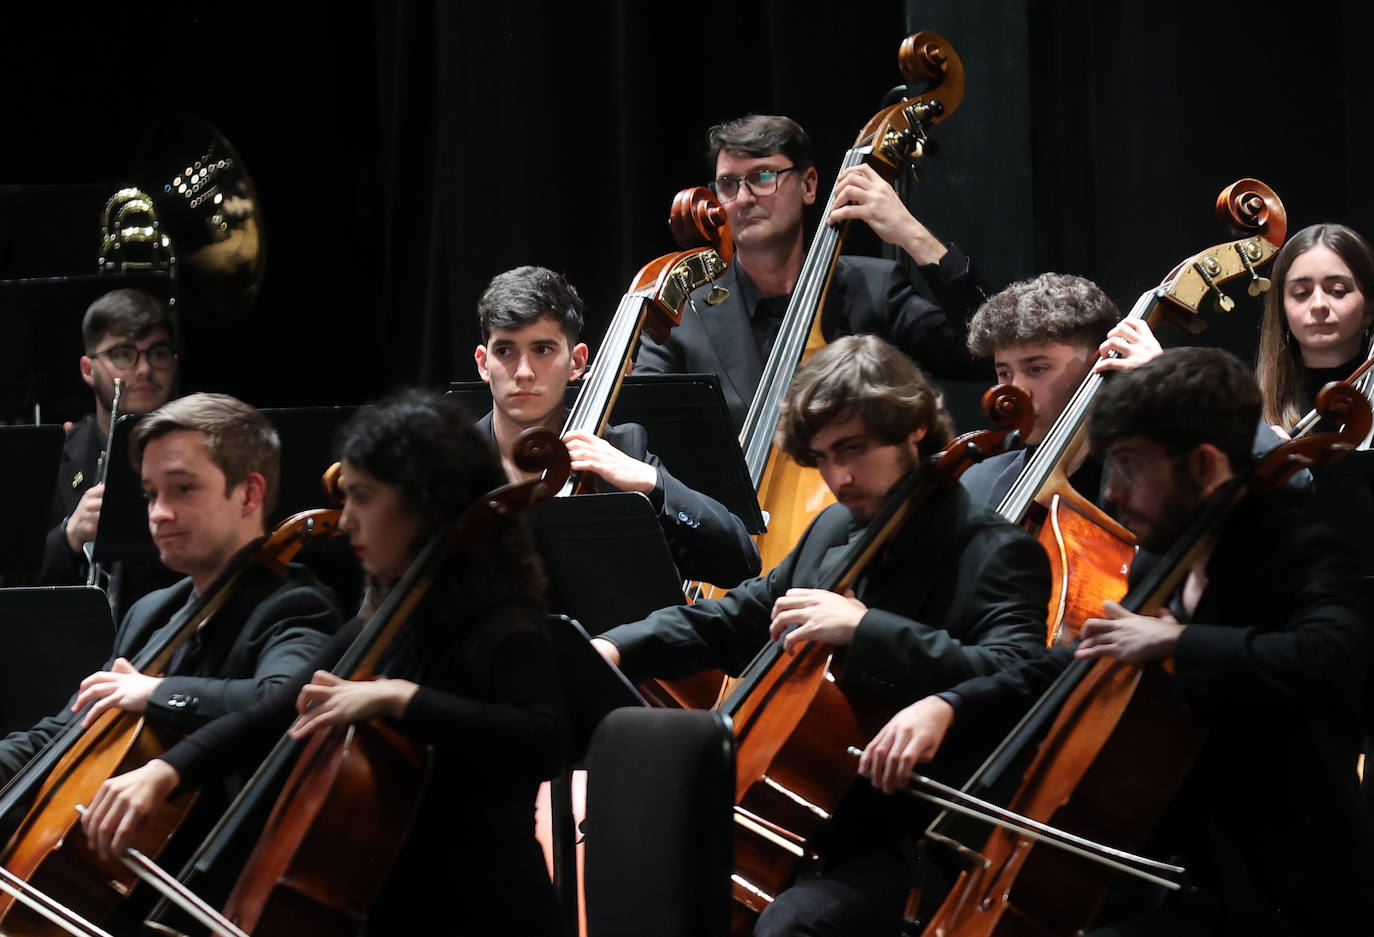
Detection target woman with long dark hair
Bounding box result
[1256,222,1374,431]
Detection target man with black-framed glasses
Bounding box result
[634,113,993,433]
[37,288,180,588]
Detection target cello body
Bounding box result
[220,721,429,937]
[924,657,1202,937]
[0,712,196,935]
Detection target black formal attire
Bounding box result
[940,495,1374,935]
[158,596,567,937]
[0,562,343,782]
[601,484,1049,937]
[634,250,993,433]
[37,417,102,584]
[477,410,760,587]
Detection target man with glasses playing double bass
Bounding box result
[38,288,180,588]
[633,114,991,433]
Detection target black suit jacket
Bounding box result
[603,483,1048,702]
[601,483,1049,857]
[0,561,343,782]
[37,417,102,585]
[944,496,1374,933]
[634,250,993,433]
[476,411,759,587]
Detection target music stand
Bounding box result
[531,493,686,636]
[262,406,362,611]
[608,374,764,534]
[448,373,763,533]
[0,586,113,735]
[90,413,156,567]
[260,406,358,522]
[0,425,64,584]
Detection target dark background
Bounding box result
[2,0,1368,424]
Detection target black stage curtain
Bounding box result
[3,1,1369,415]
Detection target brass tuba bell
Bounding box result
[122,116,267,325]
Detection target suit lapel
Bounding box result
[698,263,764,415]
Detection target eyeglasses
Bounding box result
[90,342,177,371]
[711,166,796,202]
[1102,449,1185,485]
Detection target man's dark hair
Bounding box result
[1088,347,1260,469]
[476,266,584,346]
[82,288,172,352]
[967,273,1121,356]
[777,334,953,465]
[706,115,815,173]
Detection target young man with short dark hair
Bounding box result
[474,265,760,587]
[596,334,1050,937]
[39,288,180,585]
[862,348,1374,934]
[634,114,992,432]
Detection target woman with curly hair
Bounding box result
[80,388,567,936]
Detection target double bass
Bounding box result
[0,509,343,936]
[997,178,1287,643]
[696,31,967,594]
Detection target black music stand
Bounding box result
[447,374,763,534]
[260,406,359,522]
[608,373,764,534]
[261,406,363,609]
[90,413,157,568]
[0,586,114,735]
[0,424,64,585]
[531,492,686,635]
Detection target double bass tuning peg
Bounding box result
[1234,240,1272,297]
[1192,257,1236,314]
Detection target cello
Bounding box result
[0,508,343,936]
[998,178,1286,644]
[721,383,1034,933]
[126,428,571,937]
[911,381,1372,937]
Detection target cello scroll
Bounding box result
[1257,380,1373,487]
